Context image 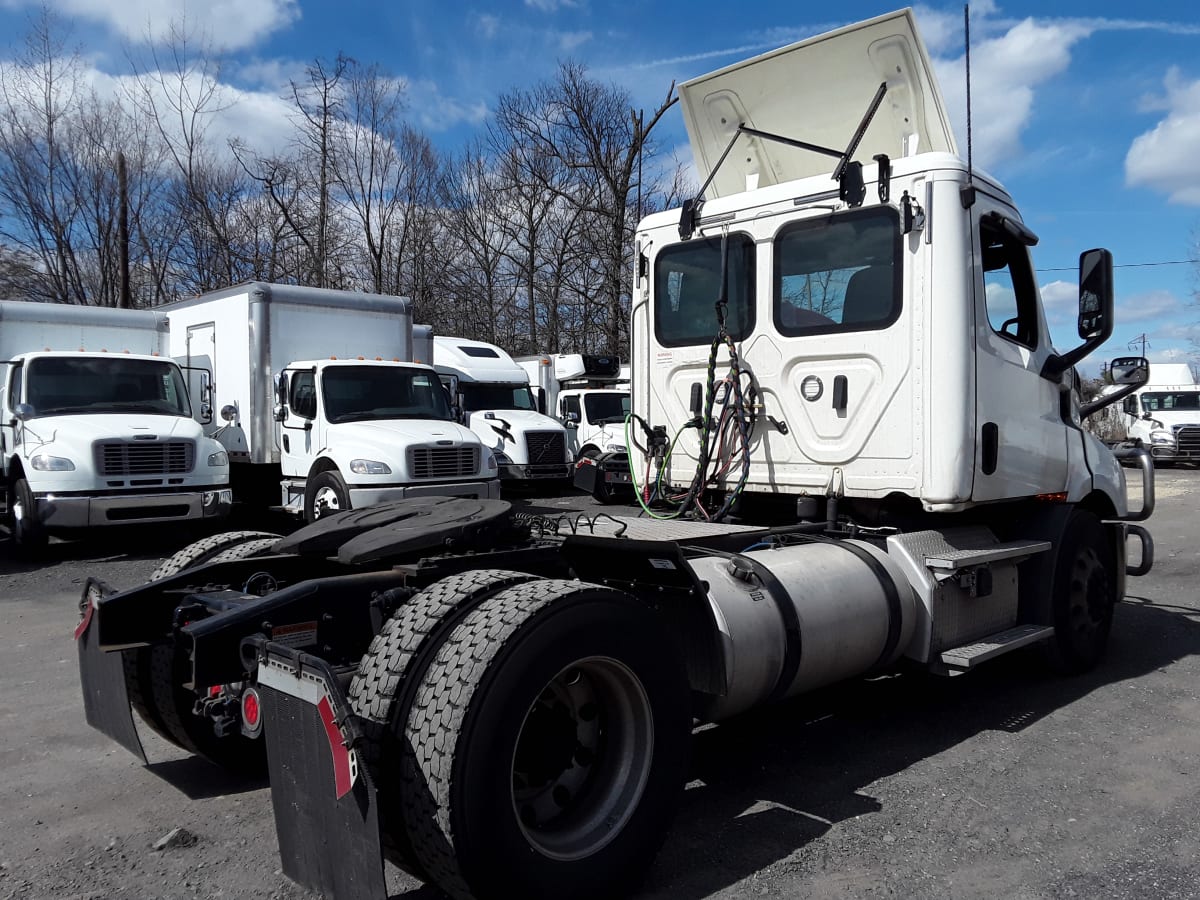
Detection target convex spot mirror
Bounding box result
[1109,356,1150,387]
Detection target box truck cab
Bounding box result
[433,336,571,483]
[1,301,230,551]
[274,358,498,518]
[1121,385,1200,464]
[163,283,499,521]
[517,353,633,501]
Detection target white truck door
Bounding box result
[971,209,1068,499]
[279,367,320,479]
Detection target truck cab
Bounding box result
[273,359,499,519]
[2,350,230,550]
[518,352,633,501]
[1122,386,1200,464]
[433,336,571,483]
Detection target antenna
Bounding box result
[961,4,976,208]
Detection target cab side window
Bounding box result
[290,372,317,419]
[980,215,1039,349]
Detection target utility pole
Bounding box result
[1127,333,1150,357]
[118,151,131,309]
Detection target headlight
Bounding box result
[30,454,75,471]
[1150,432,1174,445]
[207,451,229,467]
[494,451,512,464]
[605,443,626,453]
[484,450,497,472]
[350,459,391,475]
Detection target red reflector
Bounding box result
[209,685,222,697]
[243,690,260,727]
[1035,492,1068,502]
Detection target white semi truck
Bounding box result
[162,283,499,521]
[1,301,230,551]
[517,352,633,501]
[432,335,572,483]
[78,11,1155,900]
[1114,364,1200,465]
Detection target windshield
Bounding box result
[1141,392,1200,412]
[583,392,630,425]
[459,382,538,413]
[321,366,452,424]
[25,356,191,417]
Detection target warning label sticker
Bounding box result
[271,621,319,649]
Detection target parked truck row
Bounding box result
[75,10,1154,900]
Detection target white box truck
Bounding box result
[517,352,633,501]
[432,335,571,483]
[1,301,231,551]
[162,283,500,521]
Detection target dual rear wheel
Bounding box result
[349,571,691,900]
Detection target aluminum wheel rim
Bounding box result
[510,655,654,861]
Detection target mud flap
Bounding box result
[247,637,386,900]
[75,577,146,764]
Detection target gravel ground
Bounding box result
[1,472,1197,900]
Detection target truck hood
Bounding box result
[326,419,482,456]
[466,409,565,436]
[680,8,955,198]
[18,413,203,453]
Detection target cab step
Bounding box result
[940,624,1055,671]
[925,539,1050,571]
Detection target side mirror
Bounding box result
[273,404,288,423]
[534,387,546,415]
[565,411,581,425]
[13,403,34,421]
[275,372,289,406]
[1080,355,1149,420]
[1042,248,1114,379]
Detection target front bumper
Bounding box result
[37,487,233,528]
[349,478,502,507]
[499,463,571,481]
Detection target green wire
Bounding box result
[625,413,688,520]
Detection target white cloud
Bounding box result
[1125,68,1200,206]
[525,0,581,11]
[401,78,489,132]
[474,14,500,40]
[1040,279,1077,320]
[558,30,591,53]
[934,18,1090,169]
[3,0,298,52]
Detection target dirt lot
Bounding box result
[1,473,1197,900]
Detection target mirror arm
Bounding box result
[1080,380,1141,420]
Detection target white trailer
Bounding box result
[433,335,571,482]
[516,352,633,500]
[1,301,230,551]
[162,284,499,520]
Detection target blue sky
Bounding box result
[1,0,1197,376]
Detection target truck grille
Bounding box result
[526,431,566,466]
[408,446,479,479]
[1176,425,1200,457]
[94,440,195,476]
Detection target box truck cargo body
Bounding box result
[162,284,499,520]
[1,301,231,550]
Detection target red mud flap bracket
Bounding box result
[76,577,146,764]
[244,636,386,900]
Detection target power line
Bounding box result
[1037,259,1199,272]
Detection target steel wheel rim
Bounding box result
[510,655,654,861]
[312,486,341,518]
[1067,546,1108,638]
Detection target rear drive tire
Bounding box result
[124,530,280,767]
[350,569,539,874]
[400,579,691,900]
